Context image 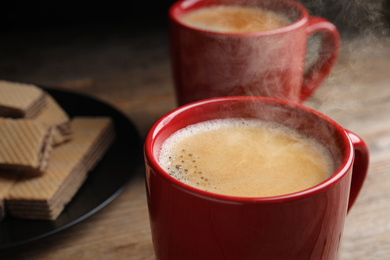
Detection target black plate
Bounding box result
[0,87,142,250]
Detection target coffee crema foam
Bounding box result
[179,6,291,33]
[158,119,335,197]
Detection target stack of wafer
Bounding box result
[0,80,116,221]
[0,81,69,173]
[6,117,115,220]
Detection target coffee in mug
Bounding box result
[170,0,341,105]
[158,118,335,197]
[145,96,369,260]
[179,6,292,33]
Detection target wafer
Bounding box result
[0,118,54,173]
[0,80,46,118]
[34,93,72,146]
[0,173,21,220]
[6,117,115,220]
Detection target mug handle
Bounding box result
[345,130,369,212]
[300,16,341,102]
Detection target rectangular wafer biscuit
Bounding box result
[0,80,46,118]
[33,93,72,146]
[6,117,115,220]
[0,118,54,173]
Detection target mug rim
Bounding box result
[169,0,309,37]
[145,96,354,203]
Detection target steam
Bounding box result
[305,36,389,124]
[173,0,390,117]
[298,0,390,38]
[164,0,388,194]
[302,0,390,123]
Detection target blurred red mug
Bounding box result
[144,96,369,260]
[169,0,341,106]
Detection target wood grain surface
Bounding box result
[0,19,389,259]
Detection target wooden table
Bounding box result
[0,20,389,259]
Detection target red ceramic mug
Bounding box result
[169,0,341,106]
[144,96,369,260]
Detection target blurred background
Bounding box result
[0,1,175,32]
[0,0,388,35]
